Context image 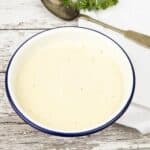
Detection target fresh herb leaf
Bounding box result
[63,0,118,10]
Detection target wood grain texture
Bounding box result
[0,72,150,150]
[0,31,150,149]
[0,0,150,149]
[0,30,42,72]
[0,0,76,29]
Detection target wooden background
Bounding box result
[0,0,150,149]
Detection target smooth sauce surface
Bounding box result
[13,43,124,131]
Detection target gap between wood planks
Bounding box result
[0,28,50,30]
[0,26,76,30]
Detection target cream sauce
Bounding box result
[13,44,124,131]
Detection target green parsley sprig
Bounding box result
[63,0,118,10]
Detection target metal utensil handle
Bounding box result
[124,30,150,48]
[79,14,150,48]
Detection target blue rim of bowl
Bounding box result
[5,26,136,137]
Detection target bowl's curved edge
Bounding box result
[5,26,136,137]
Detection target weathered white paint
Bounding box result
[1,30,150,150]
[0,0,150,149]
[0,0,76,29]
[0,30,41,72]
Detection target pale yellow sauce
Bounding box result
[13,44,124,131]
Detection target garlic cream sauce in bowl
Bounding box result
[5,27,135,137]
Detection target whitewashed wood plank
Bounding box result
[0,72,13,114]
[0,30,42,72]
[1,0,150,148]
[1,73,150,149]
[0,0,76,29]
